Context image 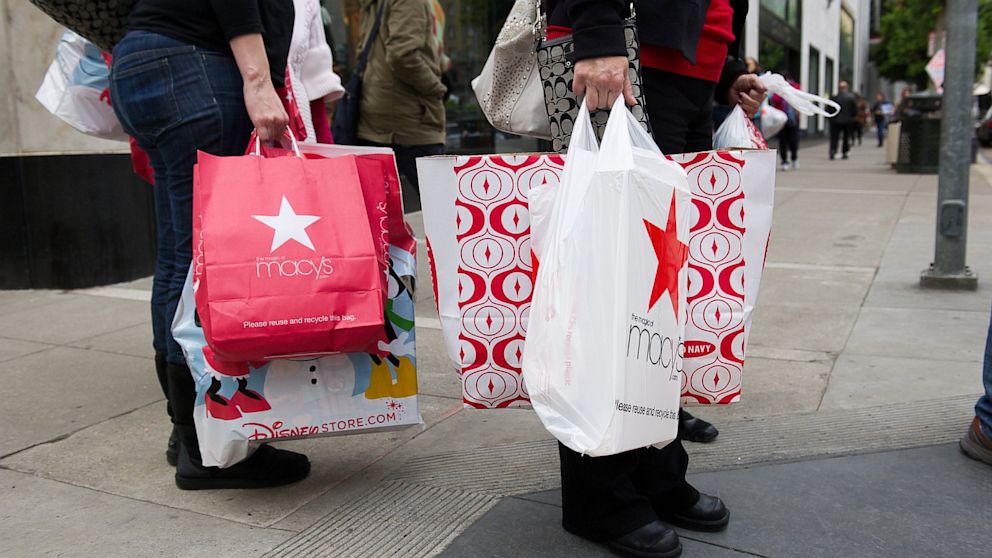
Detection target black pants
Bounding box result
[829,122,852,157]
[557,68,710,541]
[358,140,444,212]
[778,124,799,164]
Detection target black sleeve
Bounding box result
[210,0,264,40]
[715,0,749,105]
[557,0,627,62]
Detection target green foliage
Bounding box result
[872,0,992,87]
[871,0,944,88]
[978,0,992,79]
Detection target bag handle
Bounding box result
[249,128,302,157]
[355,1,388,78]
[759,72,841,118]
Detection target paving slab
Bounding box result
[450,444,989,558]
[272,406,550,530]
[0,289,66,317]
[0,337,52,363]
[0,294,149,345]
[701,356,831,418]
[0,346,161,457]
[765,190,904,268]
[747,299,861,353]
[0,469,291,558]
[756,265,874,307]
[415,327,463,399]
[776,170,917,192]
[1,394,463,528]
[844,306,989,363]
[683,444,990,558]
[820,354,983,410]
[438,495,750,558]
[68,322,154,359]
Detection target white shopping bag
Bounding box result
[522,98,691,456]
[759,102,788,139]
[35,31,127,142]
[714,105,768,149]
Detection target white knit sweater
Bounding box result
[289,0,344,143]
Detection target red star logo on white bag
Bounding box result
[644,195,688,316]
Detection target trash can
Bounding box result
[894,93,942,174]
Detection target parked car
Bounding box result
[978,107,992,146]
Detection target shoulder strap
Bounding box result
[355,1,388,77]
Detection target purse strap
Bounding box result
[355,1,388,78]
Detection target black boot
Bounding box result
[679,410,719,444]
[155,353,179,466]
[167,363,310,490]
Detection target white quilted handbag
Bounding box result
[471,0,551,140]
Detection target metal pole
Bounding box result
[920,0,979,290]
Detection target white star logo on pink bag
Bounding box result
[252,196,321,252]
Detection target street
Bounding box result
[1,139,990,557]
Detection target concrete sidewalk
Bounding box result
[1,141,990,557]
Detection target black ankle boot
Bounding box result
[174,425,311,490]
[165,363,310,490]
[680,410,719,443]
[155,353,179,466]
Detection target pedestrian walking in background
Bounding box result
[871,92,893,147]
[854,93,869,146]
[545,0,766,556]
[356,0,447,198]
[961,305,992,466]
[110,0,311,490]
[770,72,800,171]
[893,87,915,122]
[829,81,857,160]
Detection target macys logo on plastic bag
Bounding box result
[625,196,688,379]
[252,196,335,279]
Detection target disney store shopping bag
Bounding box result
[193,142,385,361]
[175,144,420,467]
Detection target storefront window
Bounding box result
[825,56,835,95]
[322,0,538,154]
[808,46,820,133]
[760,0,799,28]
[839,8,855,87]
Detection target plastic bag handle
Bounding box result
[759,72,841,118]
[248,127,302,157]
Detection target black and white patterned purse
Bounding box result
[536,13,651,152]
[29,0,133,52]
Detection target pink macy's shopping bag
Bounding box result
[419,149,775,407]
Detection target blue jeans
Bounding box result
[110,31,252,366]
[977,306,992,437]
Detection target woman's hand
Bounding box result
[243,77,289,142]
[728,74,767,119]
[573,56,636,111]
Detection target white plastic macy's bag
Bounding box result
[522,98,691,456]
[714,105,768,149]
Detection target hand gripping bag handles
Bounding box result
[713,73,840,150]
[193,131,386,362]
[472,1,650,150]
[522,98,691,456]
